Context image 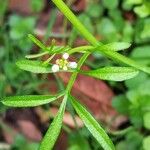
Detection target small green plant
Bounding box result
[1,0,150,150]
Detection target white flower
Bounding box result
[63,66,68,71]
[68,62,77,69]
[62,53,69,60]
[52,64,59,72]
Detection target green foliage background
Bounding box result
[0,0,150,150]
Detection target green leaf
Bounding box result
[143,136,150,150]
[70,96,115,150]
[134,4,150,18]
[103,42,131,51]
[86,3,103,18]
[80,67,139,81]
[143,112,150,130]
[112,95,129,115]
[141,19,150,39]
[28,34,48,51]
[16,59,52,73]
[125,0,142,5]
[1,92,64,107]
[9,15,36,40]
[96,18,118,42]
[122,22,134,43]
[125,72,148,89]
[39,96,67,150]
[131,46,150,58]
[79,14,94,34]
[68,132,91,150]
[102,0,119,10]
[25,51,49,59]
[126,131,143,149]
[30,0,44,12]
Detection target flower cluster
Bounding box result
[52,53,77,72]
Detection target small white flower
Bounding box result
[62,53,69,60]
[68,62,77,69]
[63,66,68,71]
[52,64,59,72]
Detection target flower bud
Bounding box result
[68,62,77,69]
[62,53,69,59]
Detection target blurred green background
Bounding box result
[0,0,150,150]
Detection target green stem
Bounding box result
[66,52,90,93]
[68,46,93,54]
[52,0,99,46]
[43,54,55,65]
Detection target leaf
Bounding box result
[102,0,119,10]
[1,92,64,107]
[80,67,139,81]
[131,46,150,58]
[134,4,150,18]
[143,136,150,150]
[79,14,94,34]
[143,112,150,130]
[96,18,118,42]
[112,95,129,115]
[25,51,49,59]
[30,0,44,13]
[28,34,48,51]
[103,42,131,51]
[39,96,67,150]
[70,96,115,150]
[86,3,103,18]
[16,59,52,73]
[68,132,91,150]
[141,19,150,39]
[125,72,148,89]
[9,15,36,40]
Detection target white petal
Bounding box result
[63,66,68,71]
[62,53,69,59]
[68,62,77,69]
[52,64,59,72]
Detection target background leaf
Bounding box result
[70,95,115,150]
[80,67,139,81]
[143,136,150,150]
[112,95,130,115]
[143,112,150,129]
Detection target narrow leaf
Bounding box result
[25,51,49,59]
[70,96,115,150]
[80,67,139,81]
[16,59,52,73]
[39,95,67,150]
[28,34,48,51]
[103,42,131,51]
[1,92,64,107]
